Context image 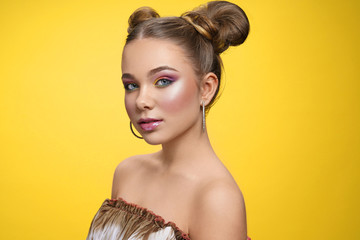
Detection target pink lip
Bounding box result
[137,118,163,131]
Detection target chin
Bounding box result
[143,138,162,145]
[141,133,165,145]
[141,132,174,145]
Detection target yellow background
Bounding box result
[0,0,359,239]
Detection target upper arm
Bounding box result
[189,182,247,240]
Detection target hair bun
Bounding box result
[128,7,160,34]
[182,1,250,54]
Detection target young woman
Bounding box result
[87,1,250,239]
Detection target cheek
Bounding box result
[160,80,198,113]
[124,96,136,119]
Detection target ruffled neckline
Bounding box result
[106,197,191,240]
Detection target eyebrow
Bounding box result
[122,65,178,80]
[121,73,135,80]
[148,66,179,77]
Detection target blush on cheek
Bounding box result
[160,80,198,112]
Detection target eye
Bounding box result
[124,83,138,91]
[154,78,173,87]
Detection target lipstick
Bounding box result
[138,118,163,131]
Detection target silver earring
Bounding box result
[130,121,143,139]
[202,100,206,132]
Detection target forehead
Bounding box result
[121,38,195,76]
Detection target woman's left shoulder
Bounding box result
[196,160,246,216]
[188,177,247,239]
[196,177,245,214]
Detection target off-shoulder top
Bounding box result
[87,198,251,240]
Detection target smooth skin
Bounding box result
[112,38,247,240]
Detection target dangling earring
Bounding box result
[202,100,206,132]
[130,121,143,139]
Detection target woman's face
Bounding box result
[121,38,202,145]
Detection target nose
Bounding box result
[136,86,154,111]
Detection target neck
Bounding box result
[159,120,216,171]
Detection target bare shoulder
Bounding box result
[111,153,159,198]
[114,152,161,174]
[189,177,247,240]
[114,155,144,173]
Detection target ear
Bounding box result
[200,72,219,106]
